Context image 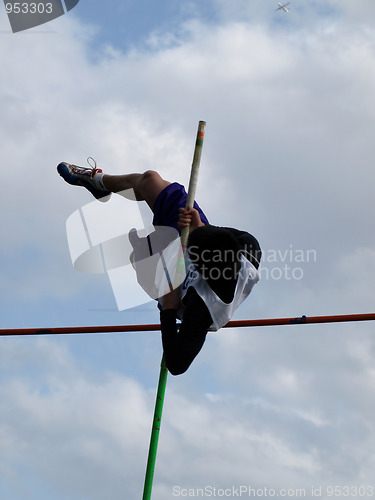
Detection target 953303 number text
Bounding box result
[5,2,53,14]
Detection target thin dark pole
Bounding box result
[1,313,375,337]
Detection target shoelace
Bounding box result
[72,157,98,175]
[87,157,98,170]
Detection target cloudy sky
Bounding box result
[1,0,375,498]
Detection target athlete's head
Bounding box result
[187,225,242,303]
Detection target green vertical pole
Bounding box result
[142,121,206,500]
[142,356,168,500]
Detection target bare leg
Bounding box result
[102,170,171,210]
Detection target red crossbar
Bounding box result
[1,313,375,336]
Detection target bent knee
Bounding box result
[141,170,161,183]
[138,170,164,193]
[135,170,170,206]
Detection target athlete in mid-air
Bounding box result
[57,159,261,375]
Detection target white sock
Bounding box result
[92,172,107,191]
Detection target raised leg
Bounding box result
[102,170,171,210]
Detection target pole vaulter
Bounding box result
[4,122,374,499]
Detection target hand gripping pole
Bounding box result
[142,121,206,500]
